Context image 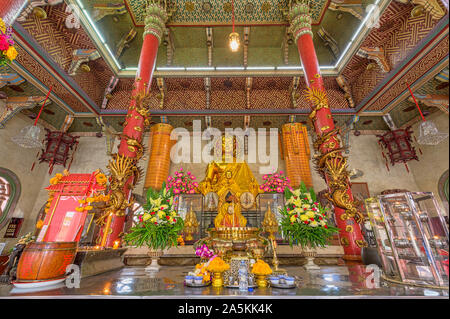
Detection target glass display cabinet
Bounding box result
[257,193,285,240]
[372,192,449,287]
[365,198,400,277]
[176,194,204,242]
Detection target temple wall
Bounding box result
[343,134,420,196]
[0,112,49,252]
[409,111,449,214]
[3,117,445,253]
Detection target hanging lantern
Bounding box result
[36,129,79,174]
[11,125,43,148]
[417,121,448,145]
[228,0,240,52]
[377,127,419,172]
[406,81,448,146]
[11,86,52,149]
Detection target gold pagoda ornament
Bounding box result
[262,205,286,275]
[183,203,199,241]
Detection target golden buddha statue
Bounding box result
[215,192,247,228]
[197,135,261,205]
[197,135,261,228]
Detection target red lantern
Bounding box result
[377,127,419,173]
[35,129,79,174]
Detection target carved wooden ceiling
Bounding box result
[0,0,448,133]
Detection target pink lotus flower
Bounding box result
[173,189,180,194]
[279,171,284,175]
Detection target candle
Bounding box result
[113,240,120,249]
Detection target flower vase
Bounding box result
[146,249,164,273]
[212,272,224,288]
[302,246,320,270]
[256,274,268,288]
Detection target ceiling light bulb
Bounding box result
[229,32,240,52]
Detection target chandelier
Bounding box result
[407,82,448,146]
[11,86,52,149]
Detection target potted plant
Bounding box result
[279,182,339,270]
[124,183,184,272]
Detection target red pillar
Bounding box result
[290,3,366,261]
[99,3,167,247]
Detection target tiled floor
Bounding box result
[0,265,448,298]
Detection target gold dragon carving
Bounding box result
[305,86,364,225]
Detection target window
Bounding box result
[0,168,21,230]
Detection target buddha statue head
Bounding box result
[214,135,243,162]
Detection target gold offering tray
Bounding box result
[208,227,261,241]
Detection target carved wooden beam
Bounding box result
[163,29,175,66]
[16,0,63,22]
[328,1,364,20]
[0,73,25,89]
[115,28,137,59]
[92,3,127,22]
[101,76,119,109]
[243,27,250,67]
[317,27,340,60]
[205,77,211,109]
[290,76,301,108]
[246,77,252,109]
[282,27,293,65]
[0,96,52,129]
[68,49,101,76]
[206,27,213,66]
[96,116,118,156]
[409,94,449,114]
[411,0,446,20]
[205,116,212,128]
[356,47,390,73]
[60,114,74,132]
[156,78,166,109]
[336,75,355,108]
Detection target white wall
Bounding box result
[0,111,49,252]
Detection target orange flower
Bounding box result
[86,197,95,203]
[96,173,107,185]
[206,257,230,272]
[251,259,272,275]
[75,207,84,212]
[85,206,94,211]
[36,220,44,229]
[78,199,86,204]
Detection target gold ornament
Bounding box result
[304,87,329,121]
[183,203,199,241]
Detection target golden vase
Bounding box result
[256,274,268,288]
[212,272,224,288]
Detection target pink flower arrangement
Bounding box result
[195,244,214,259]
[0,18,18,66]
[260,170,291,193]
[166,168,198,194]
